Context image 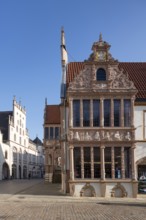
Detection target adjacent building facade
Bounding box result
[44,30,146,198]
[0,98,44,180]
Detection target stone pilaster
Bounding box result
[100,97,104,127]
[111,147,115,179]
[69,145,74,180]
[81,147,84,179]
[121,99,124,127]
[91,147,94,179]
[131,96,135,127]
[121,146,125,179]
[131,145,136,180]
[69,98,73,127]
[80,99,83,127]
[90,99,93,127]
[111,98,114,127]
[100,145,105,180]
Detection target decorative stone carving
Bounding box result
[94,131,100,140]
[80,183,96,197]
[114,131,121,140]
[68,130,131,142]
[109,66,136,90]
[125,132,131,140]
[84,132,92,140]
[68,66,92,91]
[111,183,127,198]
[74,132,80,140]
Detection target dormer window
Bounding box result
[96,68,106,81]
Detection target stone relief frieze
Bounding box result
[68,65,92,91]
[69,130,132,142]
[108,66,136,90]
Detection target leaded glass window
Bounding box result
[93,100,100,127]
[94,147,101,178]
[96,68,106,81]
[124,100,131,127]
[84,147,91,178]
[114,100,121,127]
[83,100,90,127]
[74,147,81,178]
[104,99,111,126]
[73,100,80,127]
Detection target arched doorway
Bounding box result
[136,157,146,179]
[19,165,21,179]
[12,164,17,179]
[2,162,9,180]
[23,165,27,179]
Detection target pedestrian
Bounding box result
[28,173,31,180]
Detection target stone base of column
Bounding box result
[100,182,106,197]
[132,181,138,198]
[45,173,53,183]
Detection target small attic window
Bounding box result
[96,68,106,81]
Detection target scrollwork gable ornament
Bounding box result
[68,66,92,91]
[109,66,136,90]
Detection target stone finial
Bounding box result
[99,33,103,42]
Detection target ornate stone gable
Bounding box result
[67,62,137,93]
[68,65,92,91]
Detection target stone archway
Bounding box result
[2,162,10,180]
[19,165,21,179]
[23,165,27,179]
[12,164,17,179]
[136,157,146,179]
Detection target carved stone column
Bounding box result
[111,147,115,179]
[69,98,73,127]
[81,147,84,179]
[90,99,93,127]
[121,147,125,179]
[69,145,74,180]
[100,145,105,180]
[131,145,136,180]
[131,96,135,127]
[80,99,83,127]
[121,99,124,127]
[111,98,114,127]
[91,147,94,179]
[100,97,104,127]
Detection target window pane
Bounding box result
[74,147,81,178]
[115,147,121,179]
[124,100,131,127]
[73,100,80,127]
[94,147,101,178]
[50,127,53,140]
[105,147,112,178]
[84,147,91,178]
[104,100,111,126]
[124,147,131,178]
[44,127,49,139]
[93,100,100,127]
[96,68,106,81]
[55,127,59,139]
[114,100,121,127]
[83,100,90,127]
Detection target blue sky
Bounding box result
[0,0,146,140]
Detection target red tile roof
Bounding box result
[45,105,60,124]
[66,62,146,99]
